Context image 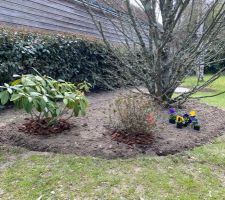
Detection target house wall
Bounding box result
[0,0,125,42]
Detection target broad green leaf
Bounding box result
[4,83,9,87]
[79,101,86,116]
[14,98,23,109]
[7,87,13,94]
[23,99,33,113]
[41,87,47,94]
[39,99,46,111]
[33,99,41,112]
[35,86,41,92]
[30,92,41,97]
[56,109,60,116]
[73,104,81,117]
[35,76,43,82]
[11,79,21,86]
[55,94,64,99]
[21,78,36,86]
[63,98,68,105]
[43,95,48,102]
[28,97,33,103]
[10,93,22,101]
[44,111,49,118]
[0,91,9,105]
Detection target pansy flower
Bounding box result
[169,108,176,114]
[190,116,196,122]
[183,113,189,118]
[189,110,196,117]
[176,115,184,123]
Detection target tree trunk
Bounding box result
[196,64,205,82]
[83,0,225,105]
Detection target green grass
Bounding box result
[1,141,225,200]
[181,75,225,109]
[1,75,225,199]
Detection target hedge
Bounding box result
[0,26,122,90]
[205,53,225,74]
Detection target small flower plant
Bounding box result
[168,108,200,131]
[183,113,190,127]
[189,111,201,131]
[169,108,176,124]
[176,115,185,129]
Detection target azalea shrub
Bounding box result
[110,93,158,137]
[0,73,90,128]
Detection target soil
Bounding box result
[0,89,225,159]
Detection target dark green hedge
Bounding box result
[205,53,225,74]
[0,26,121,90]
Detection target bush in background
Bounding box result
[205,51,225,74]
[110,93,158,138]
[0,26,123,90]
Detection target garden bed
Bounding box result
[0,89,225,158]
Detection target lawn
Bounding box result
[0,75,225,200]
[181,74,225,109]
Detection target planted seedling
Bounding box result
[176,115,184,129]
[169,108,176,124]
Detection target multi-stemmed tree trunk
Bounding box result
[82,0,225,105]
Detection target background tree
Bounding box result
[178,0,225,81]
[82,0,225,105]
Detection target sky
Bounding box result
[130,0,141,7]
[130,0,163,24]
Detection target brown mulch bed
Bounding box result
[18,119,71,135]
[0,89,225,159]
[111,131,154,146]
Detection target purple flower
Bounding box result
[190,116,196,121]
[183,113,189,118]
[169,108,176,114]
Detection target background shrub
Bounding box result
[110,93,158,137]
[0,26,122,90]
[204,51,225,74]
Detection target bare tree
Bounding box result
[81,0,225,105]
[178,0,214,82]
[185,0,205,81]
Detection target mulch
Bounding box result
[111,131,154,146]
[0,89,225,158]
[18,118,71,135]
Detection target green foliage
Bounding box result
[204,2,225,74]
[0,26,121,90]
[0,73,90,125]
[205,52,225,73]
